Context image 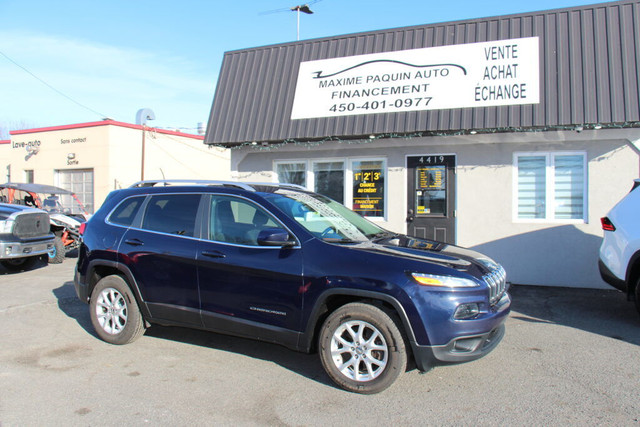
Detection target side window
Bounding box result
[209,196,281,245]
[142,194,201,237]
[108,196,145,227]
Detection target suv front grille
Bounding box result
[13,212,50,238]
[483,266,507,304]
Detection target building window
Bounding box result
[274,158,386,219]
[313,161,344,204]
[24,170,34,183]
[275,162,306,186]
[351,159,385,218]
[515,152,586,221]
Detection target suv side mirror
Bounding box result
[257,228,295,247]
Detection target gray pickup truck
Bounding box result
[0,203,55,271]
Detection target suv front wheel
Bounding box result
[90,275,145,345]
[318,303,407,394]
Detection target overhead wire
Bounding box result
[145,131,218,178]
[0,49,108,119]
[149,129,230,161]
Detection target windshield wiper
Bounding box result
[323,237,359,244]
[368,231,400,241]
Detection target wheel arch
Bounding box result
[50,224,65,235]
[625,250,640,298]
[85,260,151,320]
[300,288,419,356]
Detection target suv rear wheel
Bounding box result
[318,303,407,394]
[90,275,145,345]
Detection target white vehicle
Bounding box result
[599,179,640,315]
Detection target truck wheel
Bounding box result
[47,236,66,264]
[1,256,39,271]
[318,303,407,394]
[90,275,145,345]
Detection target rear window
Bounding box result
[108,196,145,227]
[142,194,201,237]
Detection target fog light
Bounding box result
[453,337,482,352]
[5,246,12,255]
[454,303,480,319]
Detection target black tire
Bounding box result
[1,256,40,271]
[89,275,145,345]
[318,302,407,394]
[47,236,66,264]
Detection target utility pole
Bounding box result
[136,108,155,181]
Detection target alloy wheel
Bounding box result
[95,287,128,335]
[330,320,388,382]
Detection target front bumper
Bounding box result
[413,323,506,370]
[410,291,510,371]
[0,237,55,259]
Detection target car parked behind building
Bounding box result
[599,179,640,315]
[74,180,510,394]
[0,203,55,271]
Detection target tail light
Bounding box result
[79,222,86,235]
[600,217,615,232]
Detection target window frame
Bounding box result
[311,159,346,205]
[274,161,307,187]
[512,151,588,223]
[205,194,300,248]
[273,157,388,221]
[106,195,146,227]
[140,193,202,238]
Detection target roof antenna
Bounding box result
[260,0,322,41]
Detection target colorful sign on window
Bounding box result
[352,160,384,217]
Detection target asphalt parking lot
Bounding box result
[1,259,639,426]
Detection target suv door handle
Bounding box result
[201,250,226,259]
[124,238,144,246]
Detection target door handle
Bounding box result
[201,250,226,259]
[406,209,415,223]
[124,238,144,246]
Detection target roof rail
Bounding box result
[128,180,308,192]
[129,179,256,191]
[242,182,307,191]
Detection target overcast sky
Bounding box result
[0,0,606,135]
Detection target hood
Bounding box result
[349,234,495,273]
[49,213,82,228]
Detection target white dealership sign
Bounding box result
[291,37,539,120]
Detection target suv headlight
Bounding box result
[410,272,480,288]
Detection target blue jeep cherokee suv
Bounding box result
[74,180,510,394]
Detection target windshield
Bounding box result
[0,188,87,217]
[263,190,386,242]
